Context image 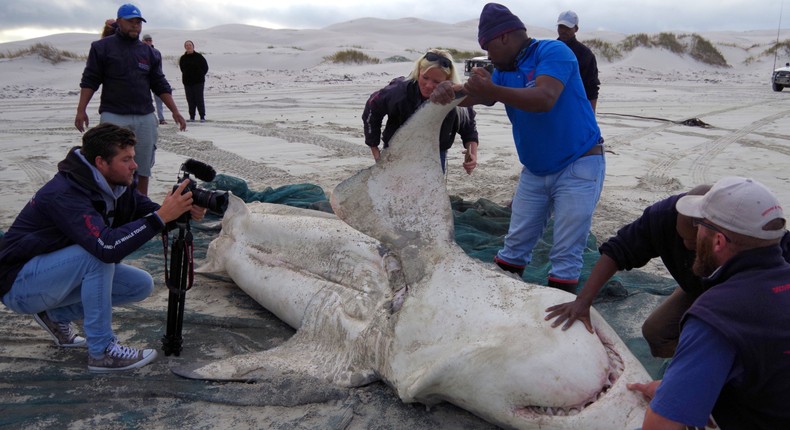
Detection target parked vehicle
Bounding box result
[772,62,790,91]
[464,56,494,76]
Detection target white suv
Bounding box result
[772,62,790,92]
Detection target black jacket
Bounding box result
[362,77,479,152]
[559,36,600,101]
[179,52,209,86]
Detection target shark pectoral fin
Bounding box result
[171,350,350,407]
[172,335,379,388]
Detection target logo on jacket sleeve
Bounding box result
[83,214,101,238]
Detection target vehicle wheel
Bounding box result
[773,82,783,92]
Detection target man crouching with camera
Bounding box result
[0,123,206,372]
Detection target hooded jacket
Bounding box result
[0,147,165,297]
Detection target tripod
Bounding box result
[161,220,194,356]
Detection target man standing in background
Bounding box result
[142,34,167,125]
[557,10,600,112]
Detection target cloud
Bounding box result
[0,0,786,44]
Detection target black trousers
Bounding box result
[183,82,206,119]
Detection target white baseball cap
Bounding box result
[676,176,786,240]
[557,10,579,28]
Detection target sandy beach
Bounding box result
[1,18,790,428]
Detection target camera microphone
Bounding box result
[182,159,217,182]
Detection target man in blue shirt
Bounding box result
[628,176,790,429]
[432,3,604,294]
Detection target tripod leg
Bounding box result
[163,234,186,356]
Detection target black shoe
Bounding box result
[547,279,578,294]
[494,256,525,277]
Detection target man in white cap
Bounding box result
[556,10,599,112]
[628,176,790,429]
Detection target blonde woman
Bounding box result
[362,49,479,174]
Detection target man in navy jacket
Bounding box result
[0,123,201,372]
[628,176,790,429]
[75,3,186,196]
[546,184,790,359]
[545,185,710,357]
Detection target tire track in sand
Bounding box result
[688,109,790,185]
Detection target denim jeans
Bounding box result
[2,245,154,357]
[496,153,605,282]
[153,94,165,121]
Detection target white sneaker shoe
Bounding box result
[88,340,157,373]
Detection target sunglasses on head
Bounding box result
[424,52,452,69]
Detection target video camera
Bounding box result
[174,159,229,217]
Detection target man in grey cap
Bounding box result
[628,176,790,429]
[556,10,600,112]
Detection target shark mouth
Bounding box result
[516,339,625,417]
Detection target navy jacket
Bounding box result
[559,36,600,101]
[684,245,790,429]
[599,194,704,297]
[599,194,790,298]
[362,77,479,152]
[0,147,165,297]
[80,31,173,115]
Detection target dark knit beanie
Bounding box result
[478,3,526,49]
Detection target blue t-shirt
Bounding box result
[650,316,738,427]
[492,39,601,176]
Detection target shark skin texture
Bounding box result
[174,96,651,430]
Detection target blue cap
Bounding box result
[117,4,147,22]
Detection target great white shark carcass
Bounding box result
[174,94,651,429]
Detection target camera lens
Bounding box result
[192,188,229,214]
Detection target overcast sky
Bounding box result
[1,0,787,44]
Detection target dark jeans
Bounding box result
[184,82,206,119]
